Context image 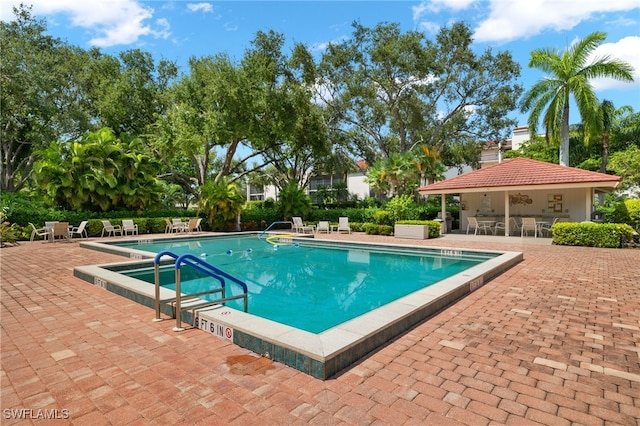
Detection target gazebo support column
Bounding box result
[504,191,510,236]
[585,188,593,221]
[440,194,446,235]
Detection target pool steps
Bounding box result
[152,250,248,331]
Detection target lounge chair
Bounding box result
[29,223,50,241]
[164,219,174,233]
[316,221,331,234]
[69,221,88,239]
[122,219,138,236]
[292,217,314,234]
[101,220,122,237]
[337,217,351,234]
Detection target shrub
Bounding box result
[552,222,635,248]
[363,223,393,235]
[610,199,640,231]
[0,208,21,246]
[241,207,281,230]
[373,210,392,225]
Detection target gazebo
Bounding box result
[418,158,622,236]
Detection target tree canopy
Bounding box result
[1,5,177,193]
[317,21,522,169]
[149,30,328,194]
[3,5,637,212]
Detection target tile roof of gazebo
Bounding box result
[418,158,621,194]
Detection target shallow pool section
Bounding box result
[75,233,522,379]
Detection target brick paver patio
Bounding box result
[1,233,639,425]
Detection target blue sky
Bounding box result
[2,0,639,129]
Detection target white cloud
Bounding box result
[310,35,349,52]
[1,0,170,47]
[416,21,441,35]
[187,3,213,13]
[473,0,640,43]
[152,18,172,40]
[224,23,238,32]
[413,0,476,16]
[589,36,640,91]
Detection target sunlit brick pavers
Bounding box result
[1,234,639,425]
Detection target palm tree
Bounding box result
[590,100,636,174]
[595,100,616,174]
[520,31,634,166]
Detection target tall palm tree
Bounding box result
[520,31,634,166]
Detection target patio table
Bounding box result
[477,220,496,235]
[536,221,551,237]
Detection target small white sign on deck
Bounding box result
[194,314,233,342]
[469,277,484,292]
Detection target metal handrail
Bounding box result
[153,250,248,331]
[258,221,293,238]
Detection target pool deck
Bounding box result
[1,232,639,425]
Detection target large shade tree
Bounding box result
[317,21,522,170]
[150,30,327,197]
[519,31,634,166]
[80,48,178,137]
[0,6,89,192]
[1,5,178,193]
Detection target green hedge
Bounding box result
[395,220,442,238]
[363,223,393,235]
[552,222,635,248]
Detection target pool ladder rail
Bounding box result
[153,250,248,331]
[258,220,293,238]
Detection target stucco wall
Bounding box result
[460,189,588,230]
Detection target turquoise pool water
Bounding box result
[118,235,495,333]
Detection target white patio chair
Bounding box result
[539,217,559,237]
[122,219,138,236]
[316,221,330,234]
[509,217,522,235]
[292,216,314,234]
[466,217,491,235]
[101,220,122,237]
[69,221,88,239]
[29,223,50,241]
[292,217,304,232]
[521,217,538,238]
[172,218,188,232]
[337,217,351,234]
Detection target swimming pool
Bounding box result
[114,235,494,333]
[75,232,522,379]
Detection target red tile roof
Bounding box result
[419,158,621,193]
